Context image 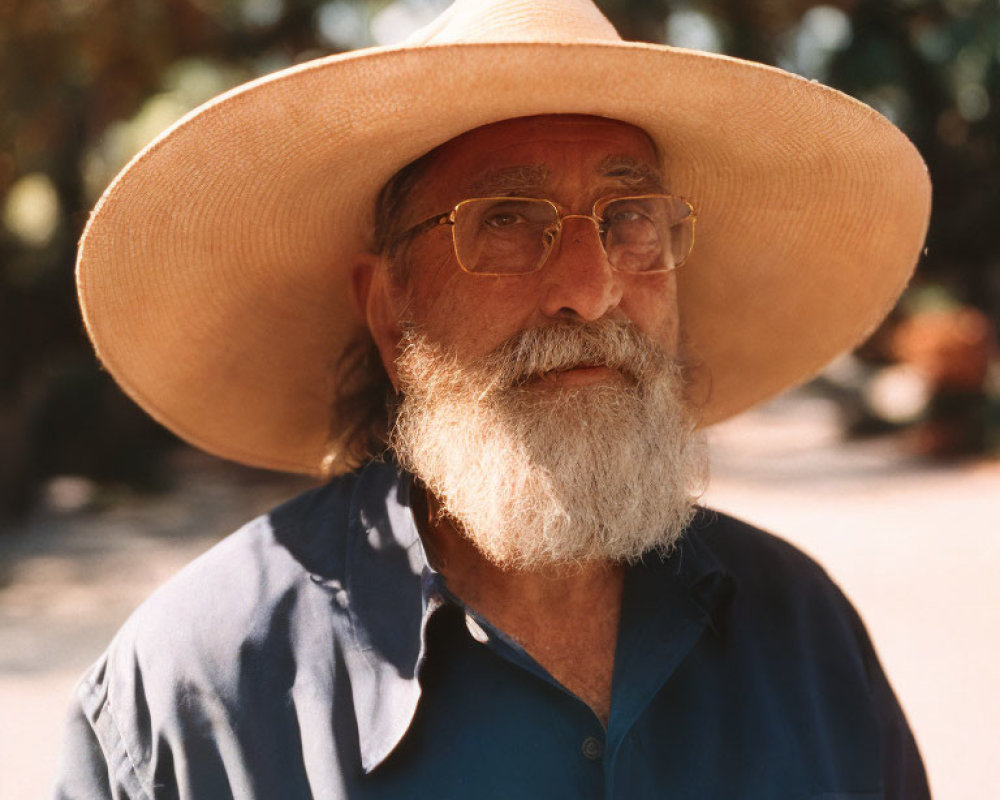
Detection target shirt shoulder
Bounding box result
[678,508,929,799]
[685,506,875,667]
[122,472,359,655]
[689,506,845,593]
[65,473,370,798]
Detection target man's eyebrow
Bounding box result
[470,165,550,197]
[597,155,666,191]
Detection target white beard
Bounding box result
[390,319,708,570]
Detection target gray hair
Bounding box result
[325,151,437,475]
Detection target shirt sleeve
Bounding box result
[51,656,151,800]
[871,658,932,800]
[841,593,932,800]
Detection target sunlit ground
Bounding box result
[1,389,997,799]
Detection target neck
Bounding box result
[415,486,624,725]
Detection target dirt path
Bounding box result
[2,394,997,799]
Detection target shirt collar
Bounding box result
[335,461,733,773]
[338,461,444,772]
[663,510,737,634]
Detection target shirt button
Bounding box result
[581,736,604,761]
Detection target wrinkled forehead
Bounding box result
[417,114,664,199]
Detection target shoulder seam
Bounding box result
[102,696,155,800]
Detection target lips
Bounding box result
[533,363,622,386]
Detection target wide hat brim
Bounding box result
[77,33,931,475]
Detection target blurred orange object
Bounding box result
[890,307,996,456]
[891,308,994,390]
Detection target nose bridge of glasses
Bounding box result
[553,212,605,249]
[558,212,603,229]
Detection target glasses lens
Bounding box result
[453,198,558,274]
[600,195,694,272]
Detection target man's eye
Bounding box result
[484,213,522,228]
[606,209,643,224]
[604,201,655,225]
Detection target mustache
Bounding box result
[467,318,670,391]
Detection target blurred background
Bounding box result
[0,0,998,798]
[2,0,999,515]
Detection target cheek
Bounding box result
[621,275,681,353]
[399,240,460,321]
[410,272,539,351]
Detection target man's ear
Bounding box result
[351,252,403,389]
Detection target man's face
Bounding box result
[387,114,681,379]
[361,115,705,569]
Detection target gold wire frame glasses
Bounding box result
[389,194,696,276]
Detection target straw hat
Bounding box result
[76,0,931,476]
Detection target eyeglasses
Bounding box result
[389,194,696,276]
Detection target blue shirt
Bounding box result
[54,460,930,799]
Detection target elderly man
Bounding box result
[59,1,932,798]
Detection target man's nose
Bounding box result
[537,217,624,322]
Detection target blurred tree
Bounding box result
[0,0,325,516]
[1,0,997,519]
